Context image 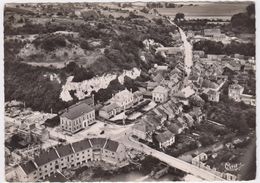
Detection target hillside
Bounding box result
[4,3,182,112]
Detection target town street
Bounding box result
[114,128,224,181]
[168,18,193,77]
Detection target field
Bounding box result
[157,2,250,20]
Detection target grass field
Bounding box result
[157,2,251,19]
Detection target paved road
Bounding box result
[115,129,224,181]
[167,18,193,77]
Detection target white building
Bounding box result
[207,89,220,102]
[228,83,244,102]
[14,138,127,182]
[155,130,175,149]
[152,85,169,103]
[60,101,95,133]
[109,89,134,109]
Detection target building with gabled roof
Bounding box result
[103,139,127,165]
[228,83,244,102]
[16,160,38,182]
[14,138,127,181]
[152,85,169,103]
[207,89,220,102]
[99,103,121,119]
[154,130,175,149]
[109,89,134,109]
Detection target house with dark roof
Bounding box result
[71,139,92,167]
[103,139,127,165]
[15,138,128,182]
[16,160,38,182]
[132,122,147,140]
[207,89,220,102]
[55,144,75,171]
[154,130,175,149]
[60,102,95,134]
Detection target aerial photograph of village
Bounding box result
[4,0,256,182]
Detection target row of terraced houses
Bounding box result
[14,138,127,182]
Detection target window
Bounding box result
[44,165,47,168]
[50,163,52,166]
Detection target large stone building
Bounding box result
[60,101,95,133]
[13,138,127,182]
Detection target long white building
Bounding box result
[13,138,127,182]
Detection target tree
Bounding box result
[246,4,255,16]
[174,13,185,22]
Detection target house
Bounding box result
[228,83,244,102]
[240,94,256,106]
[15,138,128,182]
[34,148,60,180]
[207,89,220,102]
[167,123,183,134]
[152,85,169,103]
[189,107,205,124]
[155,47,184,55]
[132,122,147,140]
[174,85,195,99]
[55,144,75,171]
[102,139,127,165]
[155,130,175,149]
[183,113,195,127]
[60,102,95,133]
[15,160,38,182]
[133,90,143,104]
[191,152,208,167]
[147,81,159,90]
[99,103,121,119]
[109,89,134,109]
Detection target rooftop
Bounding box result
[104,139,119,152]
[72,138,91,153]
[155,130,175,143]
[55,144,74,158]
[35,148,59,167]
[60,102,94,120]
[89,138,107,149]
[20,160,37,175]
[152,85,169,94]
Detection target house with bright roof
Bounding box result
[109,89,134,109]
[152,85,169,103]
[228,83,244,102]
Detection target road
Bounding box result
[115,129,224,181]
[168,18,193,77]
